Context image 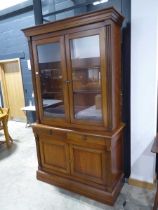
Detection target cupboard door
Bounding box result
[39,136,70,174]
[33,36,69,123]
[66,28,108,127]
[70,144,106,185]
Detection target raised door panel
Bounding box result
[32,36,70,125]
[70,145,106,185]
[39,136,70,174]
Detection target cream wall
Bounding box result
[131,0,158,182]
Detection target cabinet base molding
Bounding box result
[37,170,124,205]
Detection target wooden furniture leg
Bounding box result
[153,183,158,210]
[2,117,12,147]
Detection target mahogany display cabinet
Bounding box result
[23,7,124,205]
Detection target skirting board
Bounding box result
[128,178,156,190]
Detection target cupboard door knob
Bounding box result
[49,130,53,135]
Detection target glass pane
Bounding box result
[37,42,65,118]
[41,0,74,23]
[70,35,102,121]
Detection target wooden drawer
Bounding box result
[67,132,107,148]
[34,126,67,141]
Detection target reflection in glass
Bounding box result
[41,0,74,22]
[37,42,65,118]
[70,35,102,121]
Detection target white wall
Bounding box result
[131,0,158,182]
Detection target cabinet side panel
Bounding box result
[111,23,122,129]
[111,131,124,190]
[105,22,122,130]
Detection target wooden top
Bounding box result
[22,7,124,37]
[151,134,158,153]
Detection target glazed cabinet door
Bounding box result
[39,135,70,174]
[69,144,106,185]
[65,28,108,128]
[32,36,69,124]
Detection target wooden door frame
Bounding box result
[0,58,25,119]
[65,28,107,128]
[32,36,70,124]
